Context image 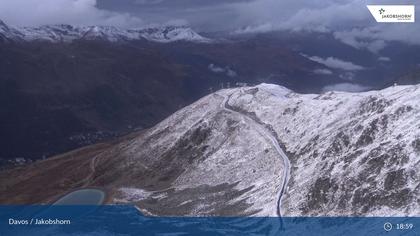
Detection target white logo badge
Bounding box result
[367,5,415,23]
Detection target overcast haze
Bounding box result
[0,0,419,51]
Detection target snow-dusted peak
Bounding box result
[136,25,211,43]
[80,26,130,42]
[0,20,22,40]
[19,25,83,42]
[0,20,211,43]
[0,20,7,31]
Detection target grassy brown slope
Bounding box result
[0,143,108,204]
[0,129,147,204]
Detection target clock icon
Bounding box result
[384,222,393,232]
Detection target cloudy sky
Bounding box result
[0,0,419,51]
[0,0,417,29]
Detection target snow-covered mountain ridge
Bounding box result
[114,83,419,216]
[91,83,420,216]
[0,20,211,43]
[226,83,419,216]
[1,83,418,217]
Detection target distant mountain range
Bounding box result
[0,20,211,43]
[0,19,419,166]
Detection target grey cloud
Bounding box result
[0,0,143,27]
[134,0,165,5]
[208,64,237,77]
[97,0,254,31]
[233,23,273,34]
[334,29,387,53]
[378,56,391,62]
[333,24,420,53]
[313,69,333,75]
[98,0,371,32]
[231,0,420,51]
[303,55,365,71]
[131,0,253,8]
[232,0,368,33]
[208,64,225,73]
[339,72,356,81]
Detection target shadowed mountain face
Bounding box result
[0,41,191,162]
[0,36,337,163]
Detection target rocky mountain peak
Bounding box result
[0,19,211,43]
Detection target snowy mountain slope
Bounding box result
[108,92,285,216]
[134,26,211,43]
[111,83,419,216]
[0,91,285,216]
[0,20,210,43]
[227,83,420,216]
[0,83,418,217]
[0,20,21,41]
